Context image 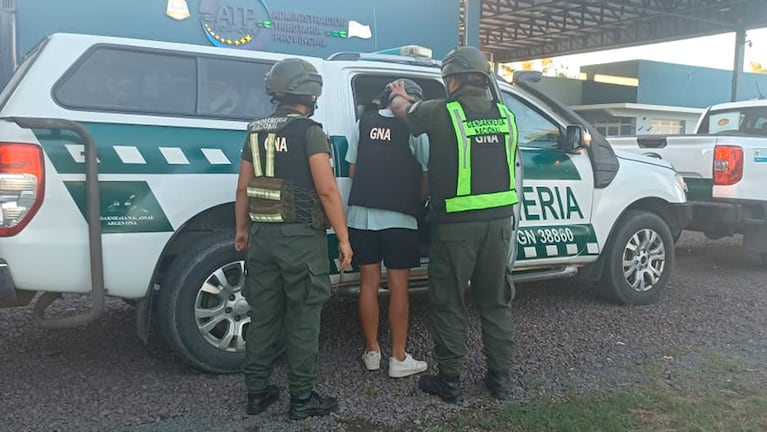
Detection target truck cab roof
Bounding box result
[40,32,444,71]
[707,98,767,111]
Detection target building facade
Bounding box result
[531,59,767,137]
[1,0,460,87]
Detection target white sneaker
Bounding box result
[362,350,381,371]
[388,353,428,378]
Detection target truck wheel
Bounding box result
[157,231,248,373]
[599,210,674,305]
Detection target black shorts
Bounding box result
[349,228,421,269]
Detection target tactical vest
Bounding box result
[429,100,519,223]
[347,112,423,217]
[246,115,329,229]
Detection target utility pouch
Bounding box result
[247,177,296,223]
[309,194,330,230]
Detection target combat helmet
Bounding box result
[265,58,323,97]
[440,46,492,80]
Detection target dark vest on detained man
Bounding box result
[249,115,319,224]
[430,101,516,224]
[347,111,423,217]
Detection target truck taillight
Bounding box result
[0,143,45,236]
[713,145,743,186]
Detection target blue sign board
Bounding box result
[12,0,458,61]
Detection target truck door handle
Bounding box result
[637,136,667,149]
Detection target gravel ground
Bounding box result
[1,232,766,432]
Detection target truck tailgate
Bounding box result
[608,135,716,179]
[713,137,767,202]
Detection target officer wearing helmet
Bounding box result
[388,46,522,403]
[345,79,430,378]
[234,58,352,420]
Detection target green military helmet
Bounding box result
[265,58,323,97]
[441,46,492,79]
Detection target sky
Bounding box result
[510,27,767,75]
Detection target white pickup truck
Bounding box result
[609,99,767,263]
[0,34,692,373]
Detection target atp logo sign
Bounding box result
[196,0,374,50]
[199,0,272,50]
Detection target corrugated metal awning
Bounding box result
[459,0,767,62]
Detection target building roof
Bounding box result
[570,102,704,115]
[468,0,767,62]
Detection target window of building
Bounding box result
[591,118,634,137]
[651,118,685,135]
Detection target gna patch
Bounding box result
[369,127,392,141]
[263,135,289,152]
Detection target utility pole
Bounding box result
[0,0,18,88]
[732,26,746,102]
[462,0,481,47]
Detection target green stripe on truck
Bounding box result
[35,123,581,180]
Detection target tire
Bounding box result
[598,210,674,305]
[157,231,248,373]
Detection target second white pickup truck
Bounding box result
[609,99,767,263]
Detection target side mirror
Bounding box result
[562,124,589,152]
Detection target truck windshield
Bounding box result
[698,105,767,136]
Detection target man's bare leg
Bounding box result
[386,268,411,361]
[359,263,382,354]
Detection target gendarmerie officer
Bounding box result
[234,58,352,420]
[388,46,522,403]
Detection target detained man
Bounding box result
[345,79,430,378]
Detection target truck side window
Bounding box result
[700,107,767,136]
[752,115,767,136]
[198,58,274,120]
[501,91,561,150]
[55,47,196,115]
[340,73,445,174]
[350,74,446,120]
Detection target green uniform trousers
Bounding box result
[427,218,515,378]
[242,223,331,399]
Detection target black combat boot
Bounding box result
[288,391,339,420]
[418,373,464,404]
[247,385,279,415]
[485,370,514,401]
